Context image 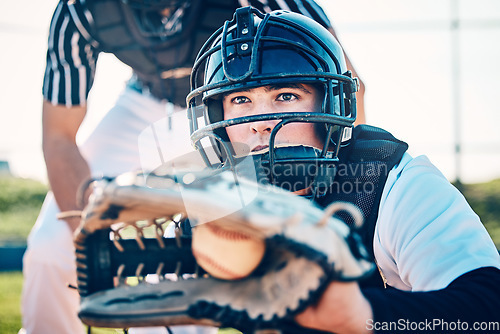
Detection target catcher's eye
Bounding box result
[231,96,251,104]
[276,93,298,102]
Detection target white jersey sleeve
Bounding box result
[374,153,500,291]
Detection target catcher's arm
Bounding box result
[73,169,374,333]
[295,279,373,333]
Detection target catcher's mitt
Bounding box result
[74,168,374,333]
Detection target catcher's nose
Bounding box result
[251,119,276,134]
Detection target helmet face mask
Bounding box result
[187,7,358,198]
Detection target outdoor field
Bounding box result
[1,175,499,333]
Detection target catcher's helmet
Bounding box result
[187,6,358,197]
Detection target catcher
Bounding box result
[75,6,500,334]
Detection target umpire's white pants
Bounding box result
[21,88,215,334]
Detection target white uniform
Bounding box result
[374,153,500,291]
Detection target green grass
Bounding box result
[454,179,500,248]
[0,273,241,334]
[0,175,499,333]
[0,177,47,245]
[0,271,23,333]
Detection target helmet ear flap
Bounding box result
[205,98,232,161]
[206,98,224,127]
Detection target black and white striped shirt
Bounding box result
[43,0,332,107]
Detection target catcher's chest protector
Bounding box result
[78,0,239,106]
[318,125,408,288]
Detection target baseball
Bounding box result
[192,222,266,280]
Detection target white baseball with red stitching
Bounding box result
[192,222,266,280]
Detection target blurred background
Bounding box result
[0,1,499,332]
[319,0,500,185]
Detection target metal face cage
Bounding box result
[187,7,358,197]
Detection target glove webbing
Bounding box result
[75,217,201,297]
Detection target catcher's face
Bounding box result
[222,83,323,155]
